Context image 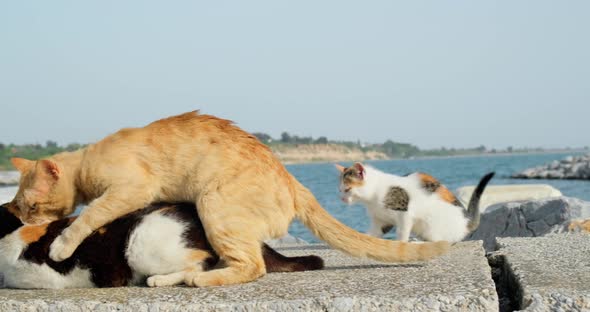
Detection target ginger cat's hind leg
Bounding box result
[185,191,269,287]
[184,239,265,287]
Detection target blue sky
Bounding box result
[1,1,588,149]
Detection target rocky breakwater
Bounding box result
[512,154,590,180]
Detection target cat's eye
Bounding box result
[344,187,351,193]
[30,203,38,212]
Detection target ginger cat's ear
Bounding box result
[40,159,60,180]
[353,162,365,179]
[11,158,34,173]
[334,164,345,173]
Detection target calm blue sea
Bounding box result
[287,152,590,242]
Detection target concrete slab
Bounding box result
[456,184,562,212]
[0,241,498,311]
[493,234,590,311]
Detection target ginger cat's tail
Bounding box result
[292,179,450,262]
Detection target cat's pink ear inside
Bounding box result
[334,164,345,173]
[354,162,365,179]
[40,159,60,180]
[11,158,34,173]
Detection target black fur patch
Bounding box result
[0,203,23,240]
[262,244,324,272]
[421,180,441,193]
[381,225,394,234]
[383,187,410,211]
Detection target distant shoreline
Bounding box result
[281,149,587,165]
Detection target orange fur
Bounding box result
[186,250,213,264]
[419,173,459,204]
[569,219,590,233]
[418,173,438,185]
[11,111,449,287]
[437,187,459,204]
[19,223,49,244]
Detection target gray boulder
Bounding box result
[468,196,590,251]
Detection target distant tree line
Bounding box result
[253,132,346,146]
[252,132,499,159]
[251,132,570,159]
[0,134,573,170]
[0,141,84,170]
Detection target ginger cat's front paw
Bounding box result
[184,271,206,287]
[49,234,77,262]
[184,271,227,287]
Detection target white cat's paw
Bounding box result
[49,234,76,262]
[147,275,178,287]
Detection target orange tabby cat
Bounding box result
[568,219,590,233]
[10,111,449,286]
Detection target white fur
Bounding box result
[0,212,204,289]
[341,165,470,243]
[0,231,94,289]
[126,212,195,277]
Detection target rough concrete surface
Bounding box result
[0,241,498,312]
[493,234,590,311]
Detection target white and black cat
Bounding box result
[0,202,323,289]
[336,163,494,243]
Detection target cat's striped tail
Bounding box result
[466,172,495,232]
[291,178,449,262]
